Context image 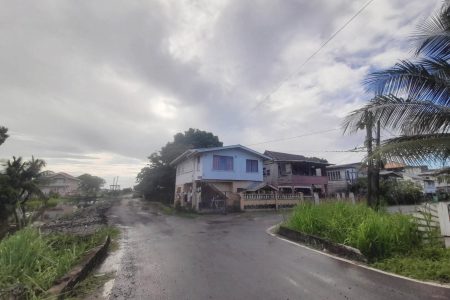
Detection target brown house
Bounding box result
[263,151,330,196]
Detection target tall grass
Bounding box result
[0,227,118,299]
[284,202,421,261]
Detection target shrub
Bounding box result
[284,202,421,261]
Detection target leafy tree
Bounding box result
[0,156,46,227]
[0,126,8,146]
[343,2,450,166]
[135,128,222,203]
[77,174,106,196]
[379,179,423,205]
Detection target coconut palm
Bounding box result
[343,2,450,166]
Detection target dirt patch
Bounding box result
[40,201,113,236]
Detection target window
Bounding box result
[246,159,258,172]
[196,156,200,171]
[213,155,233,171]
[327,170,341,181]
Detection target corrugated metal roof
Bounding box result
[264,150,328,164]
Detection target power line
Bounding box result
[251,0,376,111]
[245,128,340,146]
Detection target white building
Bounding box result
[170,145,269,211]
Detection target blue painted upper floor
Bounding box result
[171,145,269,184]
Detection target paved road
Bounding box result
[104,198,450,300]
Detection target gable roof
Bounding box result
[45,172,80,181]
[170,144,270,166]
[264,150,328,164]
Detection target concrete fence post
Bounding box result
[314,193,319,205]
[239,193,245,211]
[349,192,355,205]
[275,192,279,210]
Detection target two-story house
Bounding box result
[263,151,330,196]
[170,145,269,211]
[326,162,366,194]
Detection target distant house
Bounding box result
[39,171,80,196]
[381,163,437,196]
[0,158,6,172]
[262,151,329,196]
[170,145,270,211]
[326,162,366,194]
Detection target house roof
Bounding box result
[379,170,403,178]
[326,162,362,169]
[170,144,271,166]
[44,172,80,181]
[384,162,406,170]
[245,182,278,192]
[264,150,329,164]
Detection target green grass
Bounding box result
[284,202,450,282]
[284,202,421,261]
[374,247,450,282]
[0,226,119,299]
[25,198,68,212]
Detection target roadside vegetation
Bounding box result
[0,226,119,299]
[284,202,450,282]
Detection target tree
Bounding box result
[135,128,223,203]
[0,126,8,146]
[0,156,46,227]
[344,2,450,167]
[77,174,106,196]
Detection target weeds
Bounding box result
[0,226,118,299]
[284,202,450,282]
[284,202,421,261]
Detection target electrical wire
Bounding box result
[251,0,376,111]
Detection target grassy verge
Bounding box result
[283,202,450,282]
[0,226,119,299]
[26,197,70,211]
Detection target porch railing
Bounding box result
[240,192,306,210]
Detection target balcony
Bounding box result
[277,175,328,186]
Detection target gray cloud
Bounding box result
[0,0,441,187]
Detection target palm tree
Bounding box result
[343,2,450,167]
[0,156,46,227]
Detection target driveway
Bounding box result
[102,198,450,300]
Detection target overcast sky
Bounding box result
[0,0,441,188]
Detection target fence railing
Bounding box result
[240,193,306,210]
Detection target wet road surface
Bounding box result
[104,198,450,300]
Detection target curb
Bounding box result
[277,225,367,262]
[47,235,111,299]
[267,224,450,289]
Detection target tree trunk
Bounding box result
[365,112,374,208]
[373,120,381,209]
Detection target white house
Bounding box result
[39,171,80,196]
[170,145,270,211]
[326,162,366,195]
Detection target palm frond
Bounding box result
[413,2,450,59]
[363,59,450,106]
[373,133,450,165]
[343,95,450,135]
